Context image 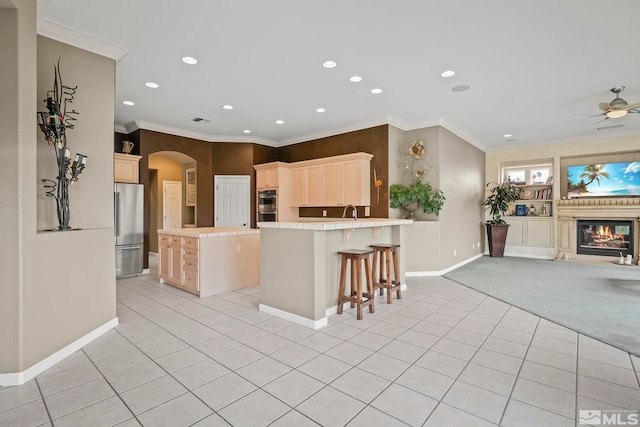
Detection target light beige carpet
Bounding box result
[445,256,640,356]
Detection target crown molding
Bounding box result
[114,124,127,134]
[37,0,128,62]
[125,121,278,147]
[275,117,394,147]
[116,116,492,151]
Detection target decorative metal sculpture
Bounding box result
[37,60,87,230]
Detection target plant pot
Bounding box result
[486,223,510,258]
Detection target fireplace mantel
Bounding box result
[556,198,640,262]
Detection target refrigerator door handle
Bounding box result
[119,246,140,250]
[115,191,120,237]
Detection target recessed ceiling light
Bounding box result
[316,108,326,113]
[441,70,456,77]
[243,129,252,134]
[451,85,470,92]
[122,100,135,106]
[222,104,234,110]
[349,76,363,83]
[145,82,159,88]
[275,120,284,125]
[322,60,337,69]
[371,88,383,94]
[503,134,513,138]
[181,56,198,65]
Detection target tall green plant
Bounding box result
[482,182,520,224]
[390,180,445,217]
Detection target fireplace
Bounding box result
[577,220,633,257]
[556,198,640,263]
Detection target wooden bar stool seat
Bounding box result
[370,244,401,304]
[337,249,375,320]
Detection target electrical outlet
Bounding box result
[453,249,457,256]
[236,244,241,252]
[322,210,327,217]
[472,243,475,249]
[364,206,370,217]
[477,241,480,247]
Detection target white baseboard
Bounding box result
[0,317,119,386]
[406,254,483,277]
[259,304,327,330]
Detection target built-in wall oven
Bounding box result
[258,189,277,222]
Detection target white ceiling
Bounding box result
[39,0,640,151]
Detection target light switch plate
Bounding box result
[364,206,370,217]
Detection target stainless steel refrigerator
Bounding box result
[115,183,143,278]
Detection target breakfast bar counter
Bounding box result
[258,218,412,328]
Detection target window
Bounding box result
[502,163,552,185]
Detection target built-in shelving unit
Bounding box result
[499,160,556,258]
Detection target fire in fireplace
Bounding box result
[577,220,634,257]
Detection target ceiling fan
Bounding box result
[598,86,640,118]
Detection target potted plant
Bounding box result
[390,180,445,218]
[482,182,520,257]
[390,140,445,218]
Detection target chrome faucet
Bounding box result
[342,204,357,220]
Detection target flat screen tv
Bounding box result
[567,161,640,197]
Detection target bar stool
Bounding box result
[337,249,375,320]
[370,244,401,304]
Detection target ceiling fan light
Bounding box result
[606,109,627,119]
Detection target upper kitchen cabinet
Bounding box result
[255,162,290,188]
[114,153,142,183]
[289,153,373,207]
[185,166,197,206]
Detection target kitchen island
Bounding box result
[158,227,260,297]
[258,218,412,328]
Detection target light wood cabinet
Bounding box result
[114,153,142,183]
[340,159,370,206]
[289,153,372,207]
[254,162,297,221]
[305,165,323,206]
[256,168,279,188]
[185,167,196,206]
[289,167,306,207]
[158,229,260,297]
[158,235,200,293]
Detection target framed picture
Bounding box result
[515,204,527,216]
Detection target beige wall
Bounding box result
[1,1,116,377]
[0,2,26,375]
[437,127,486,267]
[148,154,183,252]
[389,125,485,272]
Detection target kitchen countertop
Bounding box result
[158,227,260,237]
[257,218,412,231]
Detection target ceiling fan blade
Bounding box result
[598,102,611,111]
[622,102,640,110]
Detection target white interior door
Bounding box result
[163,180,182,229]
[215,175,250,228]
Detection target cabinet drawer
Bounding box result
[159,234,170,243]
[183,270,199,291]
[183,247,199,258]
[183,237,198,247]
[169,236,182,244]
[183,257,198,271]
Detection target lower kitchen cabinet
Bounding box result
[158,228,260,297]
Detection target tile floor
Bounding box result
[2,260,640,426]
